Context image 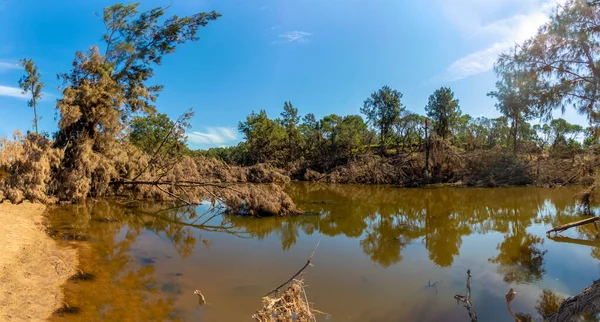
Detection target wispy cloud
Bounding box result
[0,85,24,98]
[0,61,19,72]
[276,31,312,44]
[438,0,566,82]
[186,127,238,146]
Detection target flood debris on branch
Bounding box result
[253,242,325,322]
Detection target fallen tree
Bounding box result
[546,217,600,235]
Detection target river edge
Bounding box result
[0,202,78,321]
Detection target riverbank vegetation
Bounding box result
[0,3,298,216]
[196,0,600,190]
[1,0,600,211]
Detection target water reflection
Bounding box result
[46,183,600,321]
[47,201,245,321]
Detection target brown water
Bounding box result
[46,183,600,322]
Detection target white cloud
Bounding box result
[0,85,24,98]
[276,31,312,44]
[438,0,566,82]
[0,61,19,72]
[186,127,238,146]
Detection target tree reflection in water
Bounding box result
[46,200,247,321]
[46,183,599,321]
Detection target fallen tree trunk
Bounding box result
[545,280,600,322]
[546,217,599,235]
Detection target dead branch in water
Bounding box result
[254,241,324,322]
[454,269,477,322]
[546,217,600,235]
[265,241,320,297]
[505,288,520,321]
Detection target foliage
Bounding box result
[18,58,44,134]
[129,112,190,155]
[497,0,600,125]
[238,110,286,165]
[361,85,405,148]
[488,70,537,156]
[425,87,461,140]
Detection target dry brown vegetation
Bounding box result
[0,132,298,217]
[301,146,598,188]
[253,279,314,322]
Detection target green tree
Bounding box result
[488,70,536,157]
[318,114,368,160]
[280,101,303,164]
[393,112,425,154]
[361,85,404,149]
[299,113,322,158]
[497,0,600,125]
[425,87,461,140]
[129,113,188,155]
[18,58,44,134]
[548,118,583,153]
[238,110,286,164]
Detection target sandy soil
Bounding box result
[0,202,78,321]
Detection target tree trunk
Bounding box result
[512,118,518,158]
[32,84,38,134]
[425,119,430,172]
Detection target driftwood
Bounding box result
[454,269,477,322]
[545,280,600,322]
[546,216,600,235]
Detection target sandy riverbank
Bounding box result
[0,202,78,321]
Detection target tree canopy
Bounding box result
[425,87,461,139]
[361,85,405,148]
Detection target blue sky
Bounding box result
[0,0,583,148]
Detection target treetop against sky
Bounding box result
[0,0,586,148]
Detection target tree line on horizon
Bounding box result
[191,86,590,170]
[3,0,600,201]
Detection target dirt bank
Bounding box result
[0,202,78,321]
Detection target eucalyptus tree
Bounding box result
[18,59,44,134]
